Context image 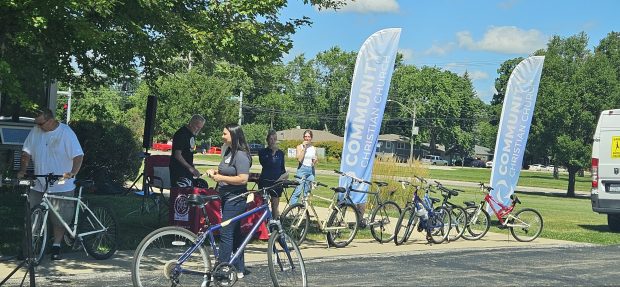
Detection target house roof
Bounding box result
[277,128,344,142]
[421,143,446,152]
[474,145,492,156]
[378,134,410,142]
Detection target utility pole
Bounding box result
[387,99,417,164]
[238,91,243,125]
[409,105,417,162]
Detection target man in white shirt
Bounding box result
[17,108,84,260]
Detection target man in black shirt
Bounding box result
[170,115,205,187]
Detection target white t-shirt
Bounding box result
[301,146,316,167]
[22,123,84,192]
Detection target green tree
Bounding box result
[529,32,620,196]
[127,69,238,144]
[0,0,344,110]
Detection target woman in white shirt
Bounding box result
[289,130,317,204]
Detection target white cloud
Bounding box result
[337,0,400,13]
[468,70,489,81]
[398,48,414,62]
[443,64,488,81]
[423,43,455,56]
[457,26,547,54]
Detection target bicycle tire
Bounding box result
[462,206,490,240]
[510,208,543,242]
[394,206,416,246]
[447,205,467,242]
[326,203,359,248]
[80,205,118,260]
[369,201,401,243]
[428,206,451,244]
[30,205,48,266]
[132,226,213,287]
[279,203,310,246]
[268,231,307,287]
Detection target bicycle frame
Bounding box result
[172,189,290,280]
[35,183,108,242]
[291,178,345,232]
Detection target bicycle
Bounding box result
[131,179,307,287]
[393,177,452,245]
[434,181,468,242]
[462,182,543,242]
[333,170,401,243]
[280,175,359,248]
[27,174,119,265]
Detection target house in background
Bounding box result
[277,127,343,159]
[376,133,490,164]
[375,134,412,161]
[277,127,344,143]
[474,145,493,161]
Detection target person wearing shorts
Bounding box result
[18,108,84,261]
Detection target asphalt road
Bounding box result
[9,244,619,286]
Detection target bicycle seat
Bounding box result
[430,197,441,204]
[373,181,388,187]
[75,180,94,189]
[442,188,458,197]
[331,187,346,193]
[187,194,221,206]
[463,201,477,207]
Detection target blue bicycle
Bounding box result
[393,176,452,245]
[131,180,306,287]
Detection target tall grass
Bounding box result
[371,157,428,208]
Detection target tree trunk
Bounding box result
[566,166,578,198]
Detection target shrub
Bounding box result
[71,121,142,193]
[314,141,343,159]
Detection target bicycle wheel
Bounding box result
[79,205,118,260]
[394,206,416,246]
[132,226,213,287]
[268,231,307,287]
[428,206,451,244]
[280,203,310,246]
[510,208,543,242]
[462,206,490,240]
[326,203,359,248]
[447,205,467,242]
[30,205,48,265]
[369,201,401,243]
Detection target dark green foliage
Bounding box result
[71,120,142,191]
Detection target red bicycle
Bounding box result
[462,183,543,242]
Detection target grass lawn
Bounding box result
[195,154,591,192]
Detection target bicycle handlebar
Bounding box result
[333,170,372,185]
[2,178,33,186]
[293,175,327,187]
[414,175,427,183]
[479,182,494,192]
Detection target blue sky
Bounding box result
[280,0,618,103]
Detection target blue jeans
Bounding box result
[290,165,314,205]
[218,193,247,273]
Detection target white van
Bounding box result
[591,109,620,231]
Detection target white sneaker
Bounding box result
[237,272,244,279]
